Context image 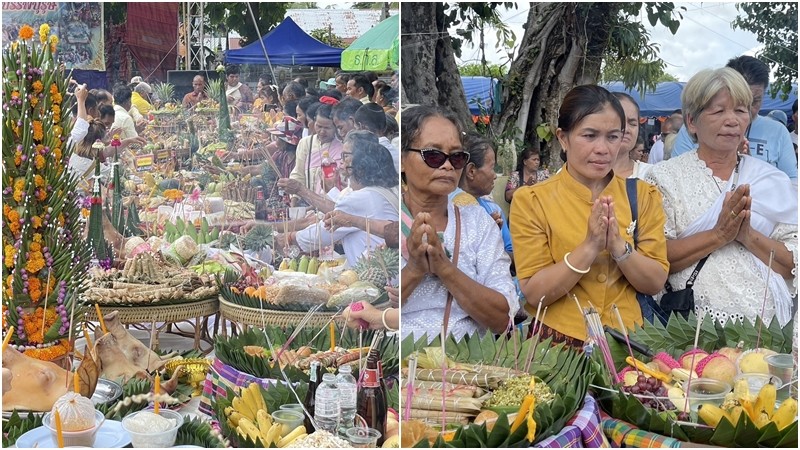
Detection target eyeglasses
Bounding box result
[406,148,470,169]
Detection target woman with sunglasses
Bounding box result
[401,105,517,342]
[510,85,669,347]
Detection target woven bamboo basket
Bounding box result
[219,296,337,329]
[84,298,219,324]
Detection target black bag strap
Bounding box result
[625,178,711,292]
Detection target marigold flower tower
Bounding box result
[2,24,92,363]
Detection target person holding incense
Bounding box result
[644,67,797,326]
[400,105,517,342]
[510,85,669,347]
[274,139,399,268]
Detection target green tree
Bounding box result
[733,2,798,100]
[601,58,679,85]
[205,2,289,46]
[309,28,346,48]
[458,63,508,79]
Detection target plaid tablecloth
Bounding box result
[535,395,609,448]
[600,410,685,448]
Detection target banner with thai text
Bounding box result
[2,2,105,71]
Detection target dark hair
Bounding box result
[350,74,374,98]
[332,97,362,121]
[401,105,463,153]
[284,82,305,100]
[558,85,625,161]
[382,87,398,105]
[354,103,387,134]
[98,104,115,120]
[726,55,769,89]
[266,85,280,105]
[384,113,398,141]
[463,134,494,169]
[344,129,379,147]
[71,91,98,116]
[671,109,682,115]
[91,89,112,105]
[792,99,797,114]
[316,103,334,122]
[373,80,387,95]
[283,100,298,118]
[225,64,240,76]
[350,140,398,188]
[293,77,309,89]
[612,92,640,116]
[514,147,540,175]
[322,88,342,100]
[298,95,321,113]
[112,84,132,105]
[306,102,321,122]
[335,72,351,83]
[305,87,319,97]
[362,71,378,83]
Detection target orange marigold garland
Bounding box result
[3,24,92,362]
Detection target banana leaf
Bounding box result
[402,326,595,447]
[2,410,44,448]
[175,416,227,447]
[214,326,399,383]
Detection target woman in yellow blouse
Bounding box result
[510,85,669,345]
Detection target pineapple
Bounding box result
[353,247,399,289]
[152,81,176,104]
[205,78,223,104]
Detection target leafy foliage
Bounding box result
[175,416,227,447]
[733,2,798,100]
[214,326,399,382]
[401,327,596,446]
[441,3,518,60]
[2,410,44,448]
[205,3,289,47]
[459,62,508,79]
[309,28,346,48]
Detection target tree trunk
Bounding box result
[400,2,474,131]
[492,3,617,171]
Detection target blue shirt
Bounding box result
[671,115,797,180]
[448,189,513,253]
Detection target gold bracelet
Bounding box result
[563,252,591,274]
[381,308,396,331]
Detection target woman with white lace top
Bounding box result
[645,67,797,326]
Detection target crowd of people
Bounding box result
[399,55,798,347]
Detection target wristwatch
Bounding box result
[612,241,634,262]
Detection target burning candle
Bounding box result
[154,374,161,414]
[94,303,107,335]
[54,409,64,448]
[2,326,14,351]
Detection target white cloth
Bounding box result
[112,104,137,139]
[294,186,398,268]
[378,136,400,173]
[648,138,665,164]
[631,160,654,180]
[226,83,243,103]
[645,152,798,326]
[401,202,519,342]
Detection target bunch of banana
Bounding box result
[223,382,308,447]
[698,379,796,430]
[277,255,320,274]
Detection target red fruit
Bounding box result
[695,352,737,385]
[651,352,681,374]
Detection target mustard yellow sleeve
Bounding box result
[635,180,670,275]
[509,186,554,280]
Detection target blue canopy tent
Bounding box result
[224,17,343,66]
[461,76,502,115]
[603,81,798,117]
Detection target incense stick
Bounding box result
[493,318,514,366]
[683,313,704,413]
[440,323,448,431]
[41,273,51,341]
[404,354,417,421]
[524,306,547,373]
[612,304,641,378]
[522,298,544,371]
[756,250,775,349]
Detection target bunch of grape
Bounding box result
[621,375,676,412]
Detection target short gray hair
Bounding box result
[681,67,752,143]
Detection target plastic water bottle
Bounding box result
[337,364,358,432]
[314,373,340,433]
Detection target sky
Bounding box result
[453,2,764,82]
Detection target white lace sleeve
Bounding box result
[771,222,798,291]
[469,208,519,321]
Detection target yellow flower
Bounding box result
[50,83,58,95]
[38,23,50,43]
[52,92,62,104]
[14,178,25,191]
[31,215,42,229]
[30,96,39,108]
[34,174,45,187]
[14,150,22,166]
[36,189,47,201]
[19,25,34,40]
[52,125,63,137]
[32,120,43,141]
[53,147,62,161]
[33,233,42,243]
[4,245,16,268]
[3,205,10,218]
[29,242,41,252]
[32,80,43,94]
[35,154,45,170]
